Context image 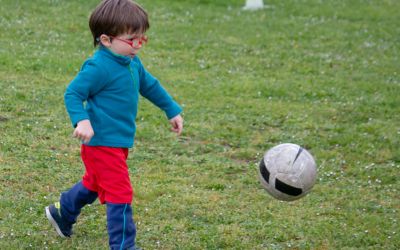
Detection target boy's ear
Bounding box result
[99,34,112,47]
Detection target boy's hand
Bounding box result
[169,114,183,136]
[73,119,94,144]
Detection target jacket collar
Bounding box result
[98,45,131,66]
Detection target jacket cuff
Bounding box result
[71,114,90,128]
[165,103,182,120]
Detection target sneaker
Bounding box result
[45,202,73,238]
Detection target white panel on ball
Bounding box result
[243,0,264,10]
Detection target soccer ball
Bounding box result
[258,143,317,201]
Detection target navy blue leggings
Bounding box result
[60,181,136,249]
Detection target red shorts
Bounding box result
[81,145,133,204]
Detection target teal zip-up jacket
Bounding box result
[64,46,182,148]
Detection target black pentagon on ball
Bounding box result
[259,159,270,184]
[275,178,303,196]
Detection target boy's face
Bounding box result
[100,32,147,58]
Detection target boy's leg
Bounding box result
[83,146,136,249]
[107,203,136,250]
[46,181,97,237]
[60,181,98,224]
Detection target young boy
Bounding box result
[45,0,183,249]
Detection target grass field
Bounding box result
[0,0,399,249]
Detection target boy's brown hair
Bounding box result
[89,0,150,46]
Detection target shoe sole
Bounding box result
[45,206,68,238]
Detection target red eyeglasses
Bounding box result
[110,35,148,48]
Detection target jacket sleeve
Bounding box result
[137,58,182,119]
[64,59,108,127]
